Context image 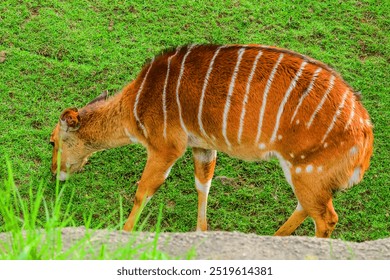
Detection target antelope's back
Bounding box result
[131,44,373,187]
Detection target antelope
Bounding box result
[50,44,373,238]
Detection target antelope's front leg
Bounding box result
[192,148,217,231]
[123,150,177,231]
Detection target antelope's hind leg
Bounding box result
[192,148,217,231]
[275,173,339,238]
[274,203,308,236]
[123,148,183,231]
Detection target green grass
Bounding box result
[0,0,389,243]
[0,159,175,260]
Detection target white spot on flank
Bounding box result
[306,165,313,173]
[270,60,307,143]
[238,50,263,144]
[360,118,364,125]
[307,75,335,128]
[291,67,322,123]
[259,143,266,150]
[289,153,294,158]
[278,135,283,140]
[162,48,180,139]
[321,89,349,144]
[349,146,358,156]
[323,142,328,148]
[255,53,284,144]
[222,47,246,148]
[199,46,226,139]
[317,166,323,172]
[295,167,302,173]
[176,45,195,134]
[348,167,361,187]
[133,57,155,138]
[300,155,305,159]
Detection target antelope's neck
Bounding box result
[79,92,134,150]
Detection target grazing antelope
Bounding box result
[50,44,373,238]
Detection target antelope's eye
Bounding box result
[49,141,55,147]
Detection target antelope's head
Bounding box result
[50,92,108,181]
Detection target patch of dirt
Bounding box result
[3,227,388,259]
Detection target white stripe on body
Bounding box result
[198,46,226,139]
[162,48,180,139]
[222,47,246,148]
[255,53,284,144]
[133,58,155,138]
[344,91,356,130]
[321,89,349,143]
[270,60,307,143]
[290,67,322,123]
[237,50,263,144]
[175,45,196,134]
[306,75,335,128]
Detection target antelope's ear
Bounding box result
[60,107,80,132]
[87,90,108,106]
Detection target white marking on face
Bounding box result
[349,146,358,156]
[124,128,139,143]
[307,75,335,128]
[222,47,246,148]
[176,45,195,134]
[295,167,302,173]
[133,57,155,138]
[255,53,284,144]
[321,89,349,144]
[270,60,307,143]
[344,91,355,130]
[348,167,361,187]
[259,143,266,150]
[306,165,313,173]
[291,67,322,123]
[162,48,180,139]
[198,46,226,139]
[237,50,263,144]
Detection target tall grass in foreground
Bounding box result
[0,159,181,260]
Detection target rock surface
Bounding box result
[57,227,390,259]
[1,227,389,259]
